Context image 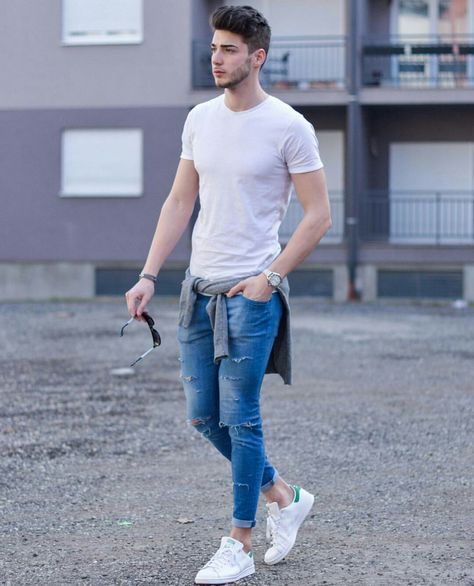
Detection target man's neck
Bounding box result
[223,81,268,112]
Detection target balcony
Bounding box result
[192,36,346,90]
[280,190,474,246]
[361,191,474,245]
[279,191,344,244]
[363,35,474,88]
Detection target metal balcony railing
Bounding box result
[361,191,474,244]
[192,36,346,90]
[279,191,344,244]
[363,35,474,88]
[278,190,474,245]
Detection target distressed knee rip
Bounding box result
[188,415,215,439]
[180,374,196,382]
[180,373,202,393]
[230,356,252,364]
[219,420,256,431]
[233,482,250,490]
[188,415,212,428]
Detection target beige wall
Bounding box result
[0,0,195,109]
[238,0,346,36]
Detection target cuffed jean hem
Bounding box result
[232,517,256,529]
[261,470,279,493]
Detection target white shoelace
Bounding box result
[204,546,235,571]
[266,512,281,546]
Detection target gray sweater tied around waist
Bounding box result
[178,268,292,385]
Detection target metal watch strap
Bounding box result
[139,272,157,284]
[263,269,282,287]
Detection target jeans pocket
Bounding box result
[241,293,272,306]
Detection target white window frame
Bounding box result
[62,0,143,46]
[60,128,144,198]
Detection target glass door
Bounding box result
[437,0,471,85]
[392,0,431,85]
[392,0,473,86]
[395,0,470,37]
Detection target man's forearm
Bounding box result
[141,196,195,276]
[269,211,332,279]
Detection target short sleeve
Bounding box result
[281,115,324,174]
[180,109,194,160]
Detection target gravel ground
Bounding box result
[0,297,473,586]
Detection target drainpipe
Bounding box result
[346,0,363,300]
[347,99,360,301]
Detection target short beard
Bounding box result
[215,56,252,89]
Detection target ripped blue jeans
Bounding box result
[178,292,283,528]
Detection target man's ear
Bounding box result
[254,48,266,68]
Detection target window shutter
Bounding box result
[61,129,143,197]
[63,0,143,45]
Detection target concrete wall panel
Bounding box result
[0,0,193,109]
[367,106,474,190]
[367,0,391,36]
[0,262,95,300]
[0,106,191,263]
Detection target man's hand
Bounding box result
[227,273,273,301]
[125,279,155,320]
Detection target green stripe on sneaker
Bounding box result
[292,485,301,503]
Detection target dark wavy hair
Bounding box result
[210,5,271,54]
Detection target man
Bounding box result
[125,5,331,584]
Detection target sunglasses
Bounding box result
[120,311,161,367]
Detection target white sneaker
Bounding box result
[194,536,255,584]
[264,484,314,565]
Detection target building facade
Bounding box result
[1,0,473,301]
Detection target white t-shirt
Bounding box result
[180,94,324,280]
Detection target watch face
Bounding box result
[269,273,281,287]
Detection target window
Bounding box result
[61,129,143,197]
[62,0,143,45]
[396,0,472,38]
[438,0,470,38]
[255,0,346,89]
[252,0,345,36]
[391,0,474,86]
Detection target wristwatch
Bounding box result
[263,269,282,288]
